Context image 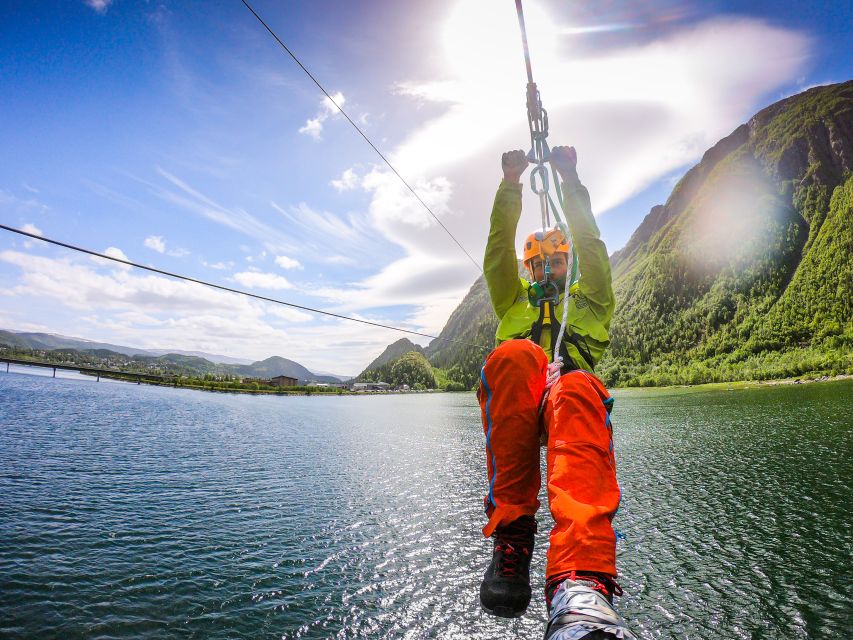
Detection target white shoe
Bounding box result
[544,579,637,640]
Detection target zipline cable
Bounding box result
[239,0,483,275]
[0,223,490,352]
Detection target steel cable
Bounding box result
[0,223,490,351]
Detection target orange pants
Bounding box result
[479,339,621,579]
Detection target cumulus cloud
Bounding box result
[0,248,404,373]
[144,235,166,253]
[312,4,810,338]
[275,254,303,270]
[299,91,346,140]
[89,246,132,271]
[4,4,811,375]
[330,168,359,192]
[265,306,313,323]
[84,0,112,13]
[143,235,188,258]
[21,223,43,236]
[233,270,294,290]
[2,250,241,313]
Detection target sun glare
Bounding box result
[441,0,558,85]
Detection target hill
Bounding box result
[598,81,852,385]
[369,81,852,387]
[0,330,344,384]
[233,356,339,383]
[357,338,424,383]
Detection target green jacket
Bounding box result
[483,175,615,369]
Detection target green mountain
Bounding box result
[370,81,852,387]
[234,355,328,382]
[599,81,852,385]
[357,338,423,382]
[423,276,495,381]
[0,330,157,357]
[0,331,343,384]
[367,338,424,370]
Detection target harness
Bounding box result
[527,295,595,373]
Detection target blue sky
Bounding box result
[0,0,850,375]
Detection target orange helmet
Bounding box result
[522,228,569,265]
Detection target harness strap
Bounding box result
[528,298,594,373]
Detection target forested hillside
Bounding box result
[360,81,852,387]
[598,81,852,385]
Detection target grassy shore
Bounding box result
[615,373,853,393]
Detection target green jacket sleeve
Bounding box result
[560,173,615,329]
[484,180,525,319]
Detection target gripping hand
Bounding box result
[502,149,529,184]
[545,357,563,390]
[548,146,578,180]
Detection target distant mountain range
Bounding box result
[359,81,853,387]
[0,329,352,383]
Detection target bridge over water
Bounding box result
[0,357,174,385]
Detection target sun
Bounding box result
[441,0,558,85]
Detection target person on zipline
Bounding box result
[479,146,635,639]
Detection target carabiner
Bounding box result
[529,163,549,196]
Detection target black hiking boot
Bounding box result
[480,515,536,618]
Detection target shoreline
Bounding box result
[4,360,850,396]
[616,373,853,393]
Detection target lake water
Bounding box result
[0,368,850,639]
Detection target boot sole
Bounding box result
[481,603,526,618]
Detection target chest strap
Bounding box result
[529,300,595,373]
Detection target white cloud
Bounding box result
[270,201,374,257]
[309,6,810,336]
[0,189,49,214]
[233,270,294,290]
[265,306,313,323]
[3,5,811,376]
[275,255,303,270]
[153,168,299,253]
[298,117,323,140]
[167,247,190,258]
[84,0,112,13]
[202,260,234,271]
[21,223,42,236]
[299,91,346,140]
[0,248,401,373]
[2,250,247,314]
[144,235,166,253]
[90,246,132,271]
[330,168,359,192]
[105,247,130,262]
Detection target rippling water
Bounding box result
[0,369,850,639]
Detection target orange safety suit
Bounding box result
[479,175,620,581]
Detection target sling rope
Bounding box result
[0,223,490,352]
[515,0,579,362]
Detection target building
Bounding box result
[351,381,391,392]
[269,375,299,388]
